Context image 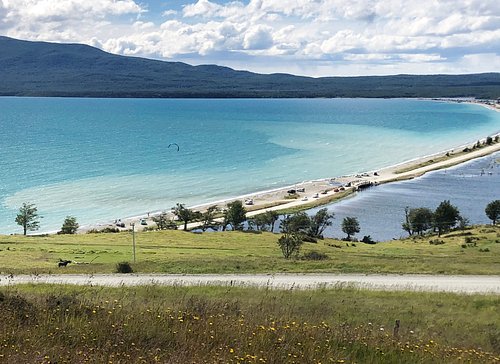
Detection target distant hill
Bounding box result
[1,36,499,98]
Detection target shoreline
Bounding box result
[21,97,498,234]
[79,131,500,234]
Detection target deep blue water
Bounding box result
[0,97,499,234]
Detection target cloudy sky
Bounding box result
[1,0,499,76]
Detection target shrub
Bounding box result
[429,239,445,245]
[87,227,120,234]
[116,262,133,273]
[302,251,329,260]
[479,248,490,252]
[361,235,376,244]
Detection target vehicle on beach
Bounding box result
[140,219,147,225]
[312,193,319,198]
[321,190,328,194]
[301,196,308,201]
[287,189,296,194]
[339,186,345,191]
[296,187,305,192]
[245,199,254,205]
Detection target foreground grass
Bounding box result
[0,285,498,363]
[0,225,499,275]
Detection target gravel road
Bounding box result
[1,274,499,294]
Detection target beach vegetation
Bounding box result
[223,201,247,231]
[302,250,329,260]
[59,216,79,235]
[15,202,41,236]
[342,216,360,241]
[201,205,220,231]
[152,212,177,230]
[172,203,201,231]
[433,200,461,236]
[277,232,303,259]
[485,200,500,225]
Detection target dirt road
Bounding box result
[1,273,499,294]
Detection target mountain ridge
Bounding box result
[1,36,499,98]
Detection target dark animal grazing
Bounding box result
[58,260,72,267]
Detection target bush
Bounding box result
[361,235,376,244]
[302,251,329,260]
[479,248,490,252]
[429,239,445,245]
[116,262,133,273]
[87,227,120,234]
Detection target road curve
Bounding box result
[1,274,499,294]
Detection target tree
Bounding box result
[15,202,41,235]
[223,200,246,231]
[201,205,220,231]
[60,216,79,234]
[152,213,177,230]
[407,207,434,235]
[433,200,460,236]
[280,212,311,234]
[172,203,200,231]
[307,208,334,238]
[277,233,303,259]
[485,200,500,225]
[341,216,360,241]
[263,210,279,232]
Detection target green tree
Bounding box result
[433,200,460,236]
[15,202,41,235]
[307,208,334,238]
[152,213,177,230]
[223,200,247,231]
[263,210,279,232]
[60,216,79,234]
[172,203,199,231]
[407,207,434,235]
[201,205,220,231]
[341,216,360,241]
[485,200,500,225]
[280,212,311,234]
[277,233,303,259]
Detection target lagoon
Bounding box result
[0,97,499,234]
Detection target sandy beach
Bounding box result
[83,127,500,233]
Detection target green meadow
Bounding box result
[0,225,498,275]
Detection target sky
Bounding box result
[0,0,499,77]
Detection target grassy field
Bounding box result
[0,285,498,363]
[0,225,498,275]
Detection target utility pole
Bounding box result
[131,222,136,264]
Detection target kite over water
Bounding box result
[168,143,180,151]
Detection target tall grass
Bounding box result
[0,285,498,363]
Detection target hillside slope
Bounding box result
[1,36,499,98]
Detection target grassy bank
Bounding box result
[0,285,498,363]
[0,226,499,275]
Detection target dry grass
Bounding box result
[0,285,498,363]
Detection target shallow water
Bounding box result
[0,97,499,234]
[307,152,500,241]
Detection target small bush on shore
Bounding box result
[115,261,133,273]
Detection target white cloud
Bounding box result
[1,0,499,76]
[243,25,273,49]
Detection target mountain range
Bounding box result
[0,36,499,99]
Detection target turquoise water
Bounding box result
[0,97,499,234]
